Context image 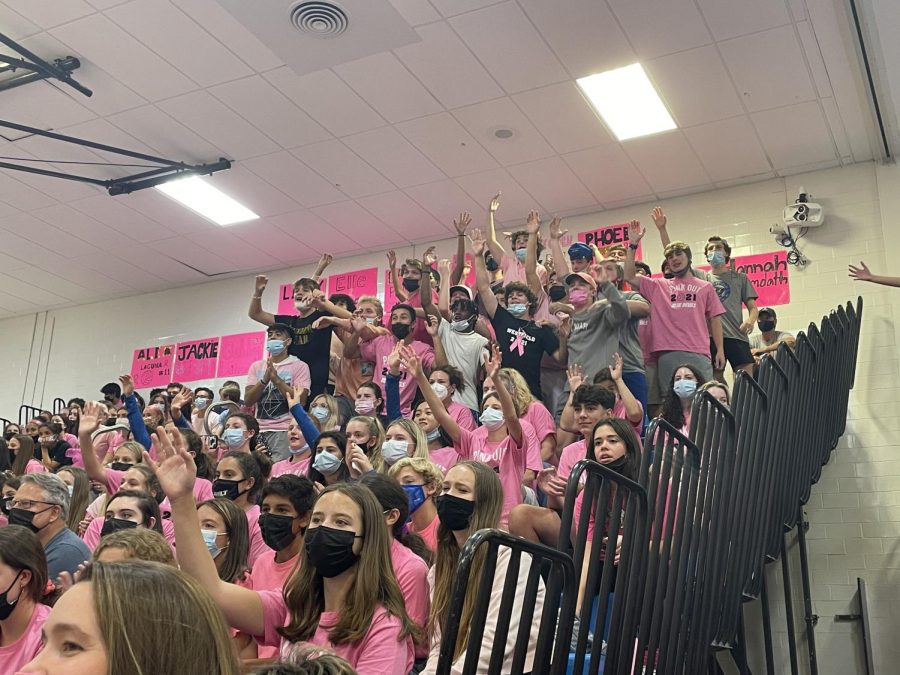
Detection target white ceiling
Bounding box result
[0,0,888,317]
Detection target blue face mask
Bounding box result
[515,248,527,262]
[426,428,442,442]
[313,450,342,475]
[311,406,329,421]
[507,303,527,317]
[194,397,209,409]
[707,251,726,267]
[222,428,246,449]
[673,379,698,400]
[290,443,309,456]
[402,484,427,515]
[381,439,410,465]
[266,339,286,355]
[201,529,226,559]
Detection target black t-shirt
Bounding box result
[490,306,560,400]
[275,311,334,399]
[34,440,72,468]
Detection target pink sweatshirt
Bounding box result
[0,602,50,675]
[258,592,414,674]
[390,538,430,659]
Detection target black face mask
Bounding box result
[8,507,51,534]
[2,431,14,441]
[109,461,133,472]
[402,277,420,293]
[0,570,23,621]
[259,512,298,551]
[758,320,776,332]
[100,517,139,538]
[104,417,118,426]
[548,285,567,302]
[304,525,360,578]
[436,494,475,531]
[212,478,248,502]
[391,323,411,340]
[663,272,674,280]
[485,256,499,272]
[603,455,629,472]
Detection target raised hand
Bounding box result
[438,258,452,277]
[609,352,624,381]
[628,219,646,244]
[145,425,196,502]
[483,342,502,380]
[387,249,397,269]
[286,383,307,409]
[469,228,487,256]
[318,252,333,269]
[399,344,423,378]
[425,313,440,337]
[590,261,610,286]
[349,315,367,334]
[171,388,193,410]
[346,442,373,478]
[549,217,568,241]
[453,211,472,235]
[848,261,873,282]
[118,374,134,397]
[567,364,584,391]
[525,210,541,235]
[489,192,501,213]
[422,246,437,268]
[386,341,403,375]
[254,275,268,295]
[651,207,667,230]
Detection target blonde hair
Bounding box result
[388,457,444,494]
[347,416,385,467]
[93,528,175,566]
[356,295,383,317]
[496,368,535,417]
[381,419,429,474]
[429,461,504,660]
[81,560,240,675]
[697,380,731,405]
[114,441,145,464]
[310,394,342,431]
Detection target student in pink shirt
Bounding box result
[591,354,645,439]
[412,400,460,474]
[271,419,313,478]
[8,436,46,476]
[0,527,52,675]
[81,490,164,552]
[495,368,558,463]
[375,419,429,474]
[484,192,549,286]
[347,305,435,417]
[198,498,250,586]
[389,457,444,553]
[360,474,431,664]
[212,451,270,567]
[251,475,314,593]
[657,365,705,436]
[307,432,352,491]
[148,429,418,675]
[424,461,545,674]
[427,365,477,432]
[344,417,385,469]
[408,344,531,526]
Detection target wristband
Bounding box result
[628,243,639,251]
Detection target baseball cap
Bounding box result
[758,307,777,319]
[267,322,294,337]
[567,242,594,260]
[565,272,597,290]
[449,285,472,300]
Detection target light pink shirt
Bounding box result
[558,440,587,482]
[360,334,435,416]
[24,459,46,474]
[499,252,548,286]
[271,455,311,478]
[245,504,268,568]
[249,551,299,592]
[390,538,430,659]
[428,447,459,475]
[412,515,439,552]
[637,276,724,356]
[613,399,644,440]
[82,518,176,551]
[447,401,476,431]
[247,356,312,431]
[0,602,50,675]
[523,401,556,442]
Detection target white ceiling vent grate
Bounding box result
[290,2,349,39]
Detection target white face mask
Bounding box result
[381,439,410,465]
[479,407,504,430]
[431,383,449,400]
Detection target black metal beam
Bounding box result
[107,159,232,195]
[0,32,91,97]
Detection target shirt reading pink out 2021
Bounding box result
[360,334,435,416]
[637,275,725,356]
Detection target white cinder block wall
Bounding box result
[0,161,896,673]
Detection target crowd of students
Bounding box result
[0,198,805,675]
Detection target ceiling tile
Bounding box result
[311,201,400,249]
[70,194,179,243]
[683,116,773,181]
[0,212,97,258]
[148,236,236,276]
[14,265,117,300]
[623,131,710,193]
[388,0,441,25]
[607,0,712,59]
[0,80,96,131]
[227,219,307,264]
[356,191,452,242]
[751,101,837,169]
[512,81,613,154]
[204,165,301,218]
[518,0,635,77]
[718,25,817,113]
[56,118,160,165]
[106,0,253,86]
[242,152,347,207]
[291,140,394,198]
[404,180,483,227]
[114,189,222,236]
[394,22,503,109]
[0,173,58,210]
[0,146,99,202]
[264,67,386,137]
[0,3,41,39]
[2,0,94,29]
[429,0,501,16]
[646,45,745,128]
[156,90,281,160]
[452,97,557,165]
[696,0,792,41]
[106,105,222,162]
[182,229,272,270]
[103,240,206,283]
[0,291,38,314]
[508,156,597,214]
[0,271,79,306]
[31,203,139,251]
[209,76,331,149]
[334,52,443,123]
[395,113,499,177]
[342,127,446,188]
[73,251,168,290]
[454,168,542,222]
[266,210,353,255]
[563,145,654,204]
[450,2,569,93]
[176,0,283,72]
[50,14,196,101]
[0,229,73,268]
[820,97,854,160]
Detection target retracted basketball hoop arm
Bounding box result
[0,32,232,195]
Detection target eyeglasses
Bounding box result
[9,499,58,510]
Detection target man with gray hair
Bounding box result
[9,473,90,579]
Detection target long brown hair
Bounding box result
[10,434,35,476]
[197,498,249,584]
[429,461,504,660]
[0,525,48,603]
[58,466,91,532]
[80,560,241,675]
[279,483,420,646]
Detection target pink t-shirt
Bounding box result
[0,602,50,674]
[404,287,440,347]
[24,459,46,474]
[247,356,312,431]
[360,334,435,416]
[271,455,311,478]
[249,551,299,592]
[447,401,476,431]
[638,316,654,364]
[558,440,587,482]
[159,479,213,518]
[613,399,644,440]
[390,538,430,659]
[258,592,414,673]
[428,447,459,474]
[244,504,268,568]
[412,515,439,552]
[523,401,556,443]
[637,276,724,356]
[82,519,176,551]
[500,252,548,286]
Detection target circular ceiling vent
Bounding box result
[289,1,348,38]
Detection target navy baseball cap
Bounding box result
[567,242,594,260]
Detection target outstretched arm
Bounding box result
[485,192,505,262]
[387,250,408,301]
[404,346,461,444]
[848,261,900,288]
[248,275,276,326]
[549,217,571,277]
[311,253,333,283]
[524,210,543,297]
[488,345,523,446]
[471,228,498,319]
[450,212,471,286]
[651,207,671,248]
[623,220,645,288]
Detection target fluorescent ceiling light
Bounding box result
[155,175,258,226]
[577,63,676,141]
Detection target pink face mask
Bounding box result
[569,289,591,304]
[355,399,376,414]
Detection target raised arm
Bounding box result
[610,353,642,423]
[145,428,265,636]
[385,343,405,423]
[309,288,352,320]
[848,261,900,288]
[485,192,505,261]
[450,213,471,286]
[119,375,152,450]
[549,217,571,277]
[623,220,645,288]
[524,210,543,296]
[651,207,671,248]
[470,228,498,318]
[426,315,450,372]
[249,275,276,326]
[404,346,461,444]
[387,250,408,301]
[437,259,452,318]
[77,401,111,485]
[287,384,317,443]
[487,345,523,446]
[311,253,333,284]
[168,389,194,430]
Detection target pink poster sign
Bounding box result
[277,283,297,316]
[577,222,643,260]
[383,269,403,311]
[217,331,266,378]
[173,337,220,382]
[697,250,790,306]
[327,267,378,300]
[130,345,175,389]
